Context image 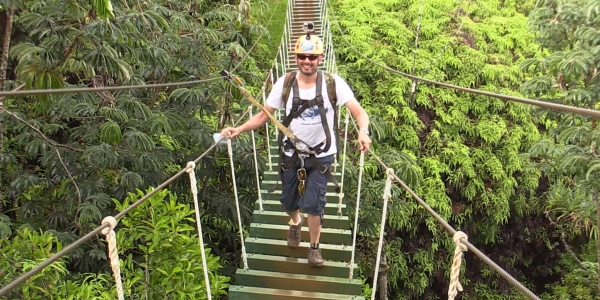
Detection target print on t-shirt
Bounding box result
[300,107,328,125]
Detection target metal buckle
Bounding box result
[320,165,328,174]
[297,167,306,196]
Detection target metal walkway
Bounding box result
[227,0,364,298]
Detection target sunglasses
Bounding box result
[296,54,319,61]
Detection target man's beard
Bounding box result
[299,62,317,76]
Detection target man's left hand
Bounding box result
[358,131,372,152]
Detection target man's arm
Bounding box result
[345,98,370,131]
[239,105,277,132]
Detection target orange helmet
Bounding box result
[293,34,324,55]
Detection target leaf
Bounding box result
[99,119,122,145]
[92,0,114,20]
[123,129,155,151]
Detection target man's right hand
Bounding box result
[220,127,242,139]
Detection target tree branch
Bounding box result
[54,147,82,228]
[560,230,587,270]
[0,107,85,153]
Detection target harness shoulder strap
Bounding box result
[281,71,297,106]
[324,71,337,107]
[324,71,339,164]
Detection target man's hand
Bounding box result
[358,131,371,152]
[220,127,242,139]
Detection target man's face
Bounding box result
[295,54,321,76]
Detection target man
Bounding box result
[220,33,371,266]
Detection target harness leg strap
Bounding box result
[307,156,341,194]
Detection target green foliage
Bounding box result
[520,0,600,297]
[0,227,114,299]
[0,0,272,294]
[540,241,599,300]
[114,188,230,299]
[0,188,230,299]
[331,0,551,298]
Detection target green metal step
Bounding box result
[250,223,351,245]
[254,199,346,215]
[259,189,343,203]
[252,210,351,230]
[228,285,365,299]
[245,253,358,279]
[234,269,363,296]
[245,237,353,261]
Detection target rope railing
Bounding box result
[226,138,250,271]
[348,152,365,279]
[186,161,213,300]
[370,168,394,300]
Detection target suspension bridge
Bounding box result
[2,0,600,299]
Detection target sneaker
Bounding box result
[287,214,303,248]
[308,248,324,267]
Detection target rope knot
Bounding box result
[101,216,117,236]
[448,230,468,300]
[453,231,468,251]
[101,216,124,300]
[186,161,196,173]
[385,168,394,176]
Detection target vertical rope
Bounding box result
[448,231,468,300]
[227,138,249,270]
[101,216,124,300]
[348,151,365,279]
[248,106,264,211]
[370,168,394,300]
[265,73,273,172]
[185,162,213,300]
[337,108,350,216]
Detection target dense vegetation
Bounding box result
[331,0,599,299]
[1,0,599,299]
[0,0,271,298]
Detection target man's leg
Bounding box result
[299,154,334,267]
[280,155,303,247]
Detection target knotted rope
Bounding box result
[370,168,394,300]
[101,216,124,300]
[448,231,468,300]
[227,138,249,270]
[348,151,365,279]
[186,161,213,300]
[248,106,264,211]
[337,108,351,216]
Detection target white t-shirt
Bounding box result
[265,72,355,157]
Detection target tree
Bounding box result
[0,0,270,288]
[521,0,600,297]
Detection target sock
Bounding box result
[289,217,300,226]
[310,242,319,249]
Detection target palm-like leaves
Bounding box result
[2,0,273,280]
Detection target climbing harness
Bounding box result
[276,69,341,194]
[220,69,341,194]
[297,154,308,196]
